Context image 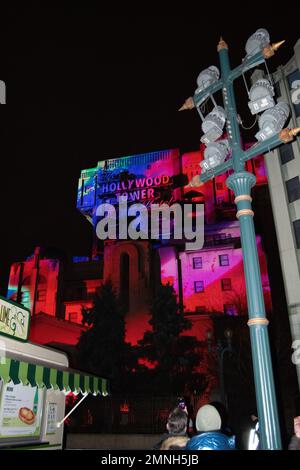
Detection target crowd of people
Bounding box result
[153,399,300,451]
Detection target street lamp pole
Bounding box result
[180,37,300,450]
[219,39,281,450]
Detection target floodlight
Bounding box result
[248,78,275,114]
[255,102,289,141]
[201,106,227,144]
[196,66,220,94]
[245,29,270,57]
[200,140,230,172]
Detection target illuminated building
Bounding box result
[76,146,270,345]
[6,146,270,348]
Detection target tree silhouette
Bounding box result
[76,281,136,391]
[137,283,203,394]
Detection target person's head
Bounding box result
[160,436,190,450]
[177,397,187,413]
[166,407,188,435]
[195,404,222,433]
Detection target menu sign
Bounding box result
[0,296,30,342]
[0,381,44,439]
[46,403,58,435]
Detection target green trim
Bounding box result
[84,375,90,394]
[19,361,29,385]
[74,373,80,393]
[50,368,58,390]
[0,357,11,383]
[10,359,21,385]
[43,366,51,389]
[35,364,44,387]
[79,374,85,392]
[69,372,75,391]
[0,357,110,396]
[2,443,62,450]
[102,378,108,395]
[56,370,63,390]
[93,376,98,394]
[27,363,36,387]
[62,371,70,392]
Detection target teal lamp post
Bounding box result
[180,35,300,450]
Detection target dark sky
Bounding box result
[1,9,299,294]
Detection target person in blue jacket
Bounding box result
[186,403,236,450]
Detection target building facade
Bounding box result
[6,146,271,349]
[76,146,271,345]
[263,38,300,386]
[7,248,101,347]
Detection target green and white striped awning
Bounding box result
[0,357,110,396]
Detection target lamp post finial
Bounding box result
[263,40,285,58]
[178,96,195,111]
[217,37,228,51]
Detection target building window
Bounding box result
[193,257,203,269]
[219,254,229,266]
[196,306,206,313]
[293,219,300,249]
[221,278,232,291]
[37,289,46,301]
[286,176,300,203]
[213,234,229,246]
[68,312,78,323]
[279,142,294,165]
[224,304,238,316]
[288,70,300,117]
[216,182,223,190]
[194,281,204,293]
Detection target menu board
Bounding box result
[0,380,44,440]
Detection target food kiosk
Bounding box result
[0,296,109,449]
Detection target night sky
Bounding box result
[1,9,299,294]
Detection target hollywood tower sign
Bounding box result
[99,174,172,203]
[77,149,182,223]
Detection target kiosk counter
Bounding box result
[0,297,109,450]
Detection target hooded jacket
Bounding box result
[186,431,235,450]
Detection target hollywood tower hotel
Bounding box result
[7,145,271,346]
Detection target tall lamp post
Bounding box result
[180,31,300,450]
[207,328,233,408]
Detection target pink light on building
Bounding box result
[5,147,272,353]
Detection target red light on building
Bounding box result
[120,403,130,413]
[5,147,271,357]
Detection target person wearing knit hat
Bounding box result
[196,404,222,432]
[186,403,236,451]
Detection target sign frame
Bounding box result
[0,295,30,342]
